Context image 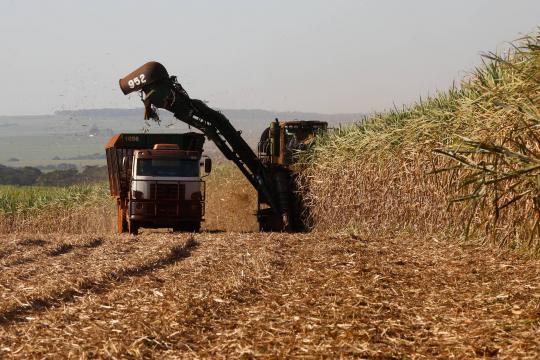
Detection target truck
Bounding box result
[105,132,212,235]
[119,61,327,232]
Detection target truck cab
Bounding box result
[105,133,210,235]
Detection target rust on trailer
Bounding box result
[105,134,121,149]
[153,144,180,150]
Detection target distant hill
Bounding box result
[50,107,365,147]
[55,107,365,123]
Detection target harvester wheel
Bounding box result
[258,209,284,232]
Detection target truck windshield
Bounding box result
[136,159,199,177]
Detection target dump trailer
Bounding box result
[119,62,326,231]
[105,133,211,235]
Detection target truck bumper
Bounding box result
[129,215,200,227]
[129,200,203,227]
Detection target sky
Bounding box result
[0,0,538,116]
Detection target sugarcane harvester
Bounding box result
[119,62,327,231]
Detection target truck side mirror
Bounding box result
[122,156,128,170]
[204,158,212,174]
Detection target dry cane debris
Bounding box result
[0,230,538,358]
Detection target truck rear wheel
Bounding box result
[117,204,128,233]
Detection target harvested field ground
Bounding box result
[0,230,539,358]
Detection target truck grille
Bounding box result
[150,183,184,200]
[156,204,178,217]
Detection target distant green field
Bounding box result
[0,134,110,165]
[0,183,109,215]
[0,134,230,168]
[7,159,106,170]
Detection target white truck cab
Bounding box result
[127,144,211,234]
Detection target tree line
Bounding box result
[0,165,108,186]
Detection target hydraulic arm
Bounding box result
[119,62,289,229]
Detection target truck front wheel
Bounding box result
[173,222,201,233]
[128,220,139,235]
